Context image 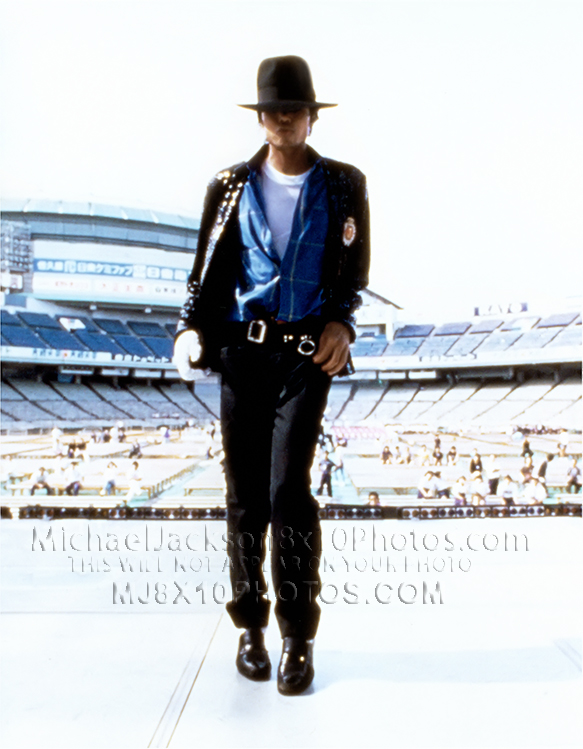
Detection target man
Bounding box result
[450,476,467,506]
[63,461,82,496]
[417,471,437,499]
[30,466,53,496]
[316,450,336,498]
[174,56,369,696]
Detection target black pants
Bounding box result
[317,474,333,497]
[219,342,330,639]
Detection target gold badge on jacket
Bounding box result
[342,217,356,246]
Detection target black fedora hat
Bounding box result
[239,55,336,112]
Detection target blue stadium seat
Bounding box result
[113,335,154,357]
[384,337,423,356]
[127,321,167,337]
[394,324,434,338]
[445,333,488,356]
[74,331,125,355]
[142,337,173,358]
[18,312,61,329]
[1,325,46,348]
[433,322,471,336]
[165,322,177,337]
[468,319,503,334]
[37,329,89,351]
[94,318,129,335]
[537,312,579,328]
[501,317,540,331]
[1,310,18,325]
[474,331,522,353]
[351,335,388,356]
[510,329,560,350]
[545,327,582,348]
[417,337,459,356]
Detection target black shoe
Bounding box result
[236,628,271,681]
[277,637,314,696]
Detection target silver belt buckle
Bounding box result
[247,319,268,344]
[297,335,317,356]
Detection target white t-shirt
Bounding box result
[260,161,311,260]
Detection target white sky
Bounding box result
[1,0,581,319]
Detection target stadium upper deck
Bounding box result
[1,200,581,433]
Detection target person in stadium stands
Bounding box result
[381,444,392,465]
[487,454,501,496]
[446,444,458,466]
[332,439,347,486]
[469,471,488,505]
[433,471,450,498]
[63,461,82,496]
[566,457,581,493]
[417,445,431,466]
[433,446,443,466]
[537,453,554,485]
[173,56,370,696]
[316,450,336,498]
[450,476,467,506]
[557,432,569,458]
[402,444,412,464]
[128,441,142,459]
[519,454,534,484]
[523,476,546,505]
[521,437,533,458]
[124,461,142,504]
[417,471,437,499]
[100,461,118,496]
[367,491,381,507]
[499,475,516,506]
[51,426,62,455]
[30,466,54,496]
[469,449,483,475]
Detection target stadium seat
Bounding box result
[74,331,125,355]
[1,326,46,348]
[127,321,168,337]
[17,312,61,329]
[94,318,129,336]
[112,335,154,358]
[141,337,173,358]
[394,324,434,338]
[37,329,89,351]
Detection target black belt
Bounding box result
[220,319,324,356]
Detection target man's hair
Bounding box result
[257,108,320,125]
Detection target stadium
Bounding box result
[1,196,581,745]
[1,197,581,514]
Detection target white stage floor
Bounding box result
[1,517,581,748]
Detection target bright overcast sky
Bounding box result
[1,0,581,319]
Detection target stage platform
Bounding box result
[0,515,581,748]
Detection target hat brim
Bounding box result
[238,101,337,112]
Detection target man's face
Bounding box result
[260,107,312,149]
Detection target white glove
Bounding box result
[173,330,204,381]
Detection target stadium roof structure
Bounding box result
[1,198,200,253]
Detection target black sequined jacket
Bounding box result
[176,144,370,370]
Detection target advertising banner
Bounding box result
[32,240,192,306]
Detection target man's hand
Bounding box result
[173,330,204,381]
[312,322,352,376]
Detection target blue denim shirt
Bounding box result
[228,161,328,322]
